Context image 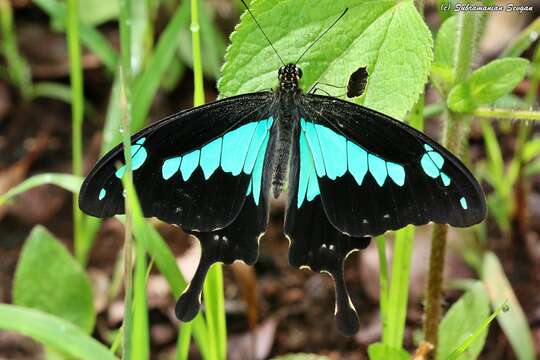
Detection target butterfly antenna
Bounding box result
[295,8,348,65]
[240,0,285,66]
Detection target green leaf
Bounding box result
[0,304,116,360]
[368,343,411,360]
[0,173,83,206]
[482,252,535,360]
[522,138,540,162]
[431,16,456,92]
[219,0,433,119]
[447,58,529,113]
[12,226,95,333]
[437,282,490,360]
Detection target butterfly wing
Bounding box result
[79,92,275,321]
[80,92,274,231]
[296,93,486,237]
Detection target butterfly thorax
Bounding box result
[270,64,304,198]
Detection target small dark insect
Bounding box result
[347,66,368,98]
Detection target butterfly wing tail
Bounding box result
[284,128,370,335]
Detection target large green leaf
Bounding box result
[0,304,116,360]
[482,252,535,360]
[12,226,95,333]
[437,282,489,360]
[447,58,529,113]
[219,0,432,119]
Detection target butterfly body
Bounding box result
[80,62,486,335]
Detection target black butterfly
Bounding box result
[79,8,486,336]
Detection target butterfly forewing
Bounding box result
[294,94,486,237]
[79,92,275,232]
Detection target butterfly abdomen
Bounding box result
[270,94,298,199]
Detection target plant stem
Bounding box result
[423,10,477,354]
[119,0,134,357]
[66,0,86,264]
[473,107,540,122]
[375,235,389,338]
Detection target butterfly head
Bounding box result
[279,63,302,91]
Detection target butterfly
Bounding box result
[79,8,486,336]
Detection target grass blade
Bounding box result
[0,304,117,360]
[66,0,86,264]
[445,300,507,360]
[385,225,414,348]
[0,173,83,205]
[482,252,535,360]
[33,0,118,72]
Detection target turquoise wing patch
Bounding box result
[297,119,405,208]
[160,118,273,205]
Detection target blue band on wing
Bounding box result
[297,119,405,208]
[161,118,273,205]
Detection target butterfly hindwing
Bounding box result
[295,94,486,237]
[284,125,370,335]
[79,92,274,232]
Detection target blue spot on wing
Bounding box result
[301,119,326,177]
[460,197,468,209]
[421,153,440,178]
[387,162,405,186]
[314,123,347,180]
[250,133,270,205]
[368,154,387,186]
[244,119,272,174]
[162,156,181,180]
[99,188,106,200]
[200,138,222,180]
[115,137,148,179]
[222,122,258,175]
[180,150,200,181]
[347,141,368,185]
[297,131,320,208]
[440,172,451,186]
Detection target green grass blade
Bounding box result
[482,252,535,360]
[132,0,190,131]
[176,322,193,360]
[375,235,389,338]
[0,304,117,360]
[33,0,118,72]
[445,300,507,360]
[0,173,83,206]
[66,0,86,264]
[132,221,149,359]
[0,0,32,99]
[385,225,414,349]
[191,0,226,357]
